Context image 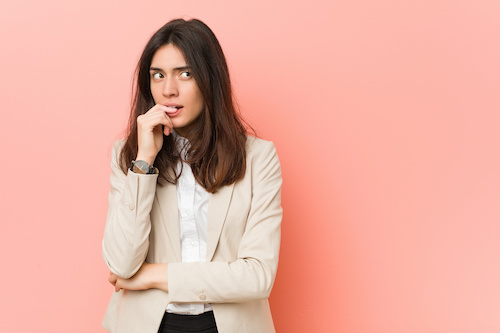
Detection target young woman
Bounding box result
[102,19,282,333]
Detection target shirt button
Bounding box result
[128,203,135,210]
[199,294,206,301]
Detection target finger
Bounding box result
[144,104,174,118]
[164,125,173,136]
[108,274,117,285]
[162,113,174,132]
[114,279,121,292]
[160,116,172,135]
[138,110,173,131]
[144,104,166,115]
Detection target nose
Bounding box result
[162,76,178,97]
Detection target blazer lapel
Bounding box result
[155,181,181,262]
[206,183,235,261]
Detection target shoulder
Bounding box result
[110,138,126,159]
[112,138,126,153]
[109,139,127,171]
[245,135,278,158]
[244,136,281,177]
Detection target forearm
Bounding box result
[149,263,169,292]
[164,141,283,304]
[168,257,279,303]
[111,258,277,301]
[103,143,159,278]
[110,263,168,292]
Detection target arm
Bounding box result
[109,262,168,292]
[167,140,282,302]
[111,140,283,302]
[102,141,159,278]
[102,105,174,278]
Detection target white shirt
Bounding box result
[166,134,212,314]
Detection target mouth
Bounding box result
[164,105,183,116]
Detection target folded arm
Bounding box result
[102,141,158,279]
[109,140,283,303]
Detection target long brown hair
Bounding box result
[119,19,250,193]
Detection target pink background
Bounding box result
[1,0,499,332]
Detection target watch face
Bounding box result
[132,160,151,174]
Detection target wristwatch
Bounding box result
[130,160,158,174]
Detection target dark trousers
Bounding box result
[158,311,218,333]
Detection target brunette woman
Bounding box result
[102,18,282,333]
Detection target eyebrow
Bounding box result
[149,66,190,71]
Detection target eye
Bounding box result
[179,71,192,79]
[152,72,164,80]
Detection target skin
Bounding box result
[136,43,205,165]
[108,44,205,293]
[108,263,168,293]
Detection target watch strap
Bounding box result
[130,160,158,174]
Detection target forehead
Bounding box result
[150,44,187,68]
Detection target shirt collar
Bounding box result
[172,130,190,159]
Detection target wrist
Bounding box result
[149,263,168,292]
[130,160,158,174]
[135,155,155,166]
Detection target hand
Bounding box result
[108,263,168,292]
[136,105,174,165]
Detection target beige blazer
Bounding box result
[102,136,282,333]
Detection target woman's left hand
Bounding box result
[108,263,168,293]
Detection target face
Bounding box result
[149,44,205,138]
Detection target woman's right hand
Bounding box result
[136,104,174,165]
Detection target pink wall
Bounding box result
[1,0,499,332]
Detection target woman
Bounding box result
[102,18,282,333]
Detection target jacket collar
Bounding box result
[206,183,235,261]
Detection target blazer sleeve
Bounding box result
[102,140,159,278]
[167,140,283,303]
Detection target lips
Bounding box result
[164,105,183,117]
